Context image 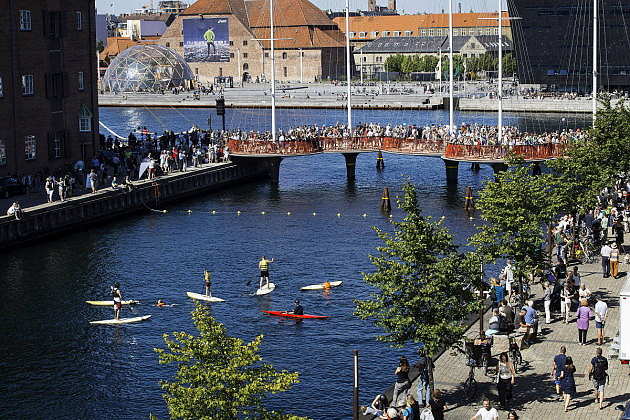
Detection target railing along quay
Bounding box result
[228,137,569,162]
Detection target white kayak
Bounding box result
[186,292,225,302]
[255,283,276,296]
[85,300,139,306]
[300,281,343,291]
[90,315,151,325]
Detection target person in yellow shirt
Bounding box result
[258,256,274,289]
[323,280,332,290]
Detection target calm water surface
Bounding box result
[0,107,578,419]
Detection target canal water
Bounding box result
[0,108,580,419]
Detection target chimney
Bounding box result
[388,0,396,10]
[368,0,376,11]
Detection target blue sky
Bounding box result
[96,0,499,15]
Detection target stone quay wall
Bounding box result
[0,161,270,251]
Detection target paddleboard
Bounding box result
[186,292,225,302]
[262,310,329,319]
[89,315,151,325]
[255,283,276,296]
[85,300,139,306]
[300,281,343,291]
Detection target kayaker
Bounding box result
[111,282,123,320]
[323,280,332,290]
[292,299,304,315]
[204,270,212,297]
[258,256,274,289]
[155,299,167,307]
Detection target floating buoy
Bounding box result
[287,211,291,215]
[211,210,216,214]
[312,212,317,216]
[337,213,342,217]
[237,211,241,215]
[187,209,192,214]
[162,210,168,214]
[261,211,266,215]
[362,213,367,218]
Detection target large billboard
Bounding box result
[183,18,230,63]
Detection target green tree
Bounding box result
[385,54,405,73]
[401,55,415,75]
[470,158,563,295]
[155,304,307,420]
[421,55,439,73]
[355,182,482,388]
[502,53,516,77]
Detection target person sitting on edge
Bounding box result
[6,202,23,220]
[486,309,502,336]
[292,299,304,315]
[360,394,388,417]
[111,177,120,190]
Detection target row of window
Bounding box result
[0,133,73,166]
[214,66,291,76]
[349,27,500,38]
[0,72,85,97]
[19,9,84,32]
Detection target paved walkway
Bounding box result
[419,256,629,419]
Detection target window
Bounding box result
[242,40,248,46]
[283,67,287,77]
[179,41,184,47]
[19,10,31,31]
[51,133,65,159]
[79,105,92,132]
[166,42,170,47]
[404,31,412,36]
[22,74,34,95]
[282,52,287,59]
[78,72,84,91]
[243,52,248,58]
[264,52,269,58]
[195,67,198,75]
[0,76,3,97]
[393,31,400,36]
[230,52,235,58]
[383,31,390,36]
[25,136,36,160]
[243,63,249,70]
[75,11,83,30]
[371,31,379,37]
[219,67,223,76]
[359,32,366,37]
[349,32,355,37]
[229,40,234,46]
[0,139,6,166]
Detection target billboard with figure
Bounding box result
[183,18,230,63]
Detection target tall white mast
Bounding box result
[498,2,503,144]
[592,0,597,125]
[270,0,277,142]
[345,0,352,133]
[449,0,454,137]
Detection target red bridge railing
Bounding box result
[227,138,568,161]
[444,143,569,160]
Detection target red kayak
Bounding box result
[262,310,329,319]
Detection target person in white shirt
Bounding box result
[502,260,514,300]
[470,398,498,420]
[6,202,23,220]
[594,297,608,346]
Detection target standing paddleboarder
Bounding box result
[258,256,274,290]
[204,270,212,297]
[111,282,123,320]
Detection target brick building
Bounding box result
[0,0,99,178]
[333,12,512,50]
[158,0,348,84]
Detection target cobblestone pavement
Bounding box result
[414,257,629,420]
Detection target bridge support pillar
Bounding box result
[266,157,283,184]
[343,153,358,182]
[532,163,542,176]
[470,162,481,171]
[442,159,459,185]
[376,151,385,170]
[491,163,508,175]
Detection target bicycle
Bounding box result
[508,334,523,373]
[463,360,478,400]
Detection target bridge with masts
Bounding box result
[232,0,597,184]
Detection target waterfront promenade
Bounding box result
[378,257,629,420]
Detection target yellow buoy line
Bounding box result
[156,208,398,220]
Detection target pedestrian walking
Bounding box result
[576,299,593,345]
[470,398,498,420]
[601,242,612,278]
[44,177,55,202]
[428,390,446,420]
[561,284,572,324]
[551,346,567,398]
[594,297,608,346]
[392,357,411,408]
[611,243,620,278]
[543,282,552,324]
[560,356,577,412]
[415,347,431,408]
[506,411,519,420]
[588,347,608,410]
[496,352,516,408]
[87,169,98,193]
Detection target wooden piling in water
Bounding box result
[464,186,475,217]
[376,151,385,170]
[381,187,392,212]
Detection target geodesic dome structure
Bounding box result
[103,45,194,93]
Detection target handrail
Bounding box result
[227,138,568,161]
